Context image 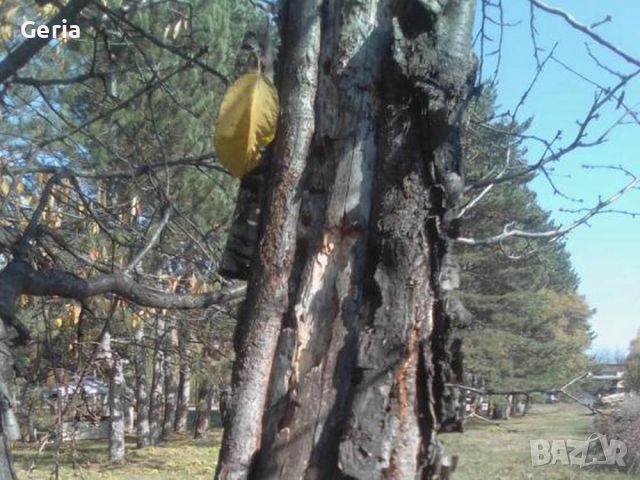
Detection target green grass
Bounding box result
[11,404,633,479]
[12,430,223,480]
[440,403,631,480]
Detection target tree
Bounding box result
[0,0,256,476]
[625,333,640,392]
[215,1,476,478]
[216,0,640,477]
[456,94,593,390]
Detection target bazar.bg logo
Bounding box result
[530,433,627,467]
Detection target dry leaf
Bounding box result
[214,73,279,178]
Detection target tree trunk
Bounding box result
[216,1,476,478]
[134,320,151,448]
[163,318,179,437]
[193,379,214,439]
[102,331,126,462]
[0,323,18,480]
[108,358,126,462]
[174,324,191,433]
[149,316,165,445]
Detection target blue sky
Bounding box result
[473,1,640,354]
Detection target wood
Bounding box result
[174,323,191,433]
[194,379,214,439]
[214,1,322,477]
[102,331,126,462]
[149,317,165,445]
[0,321,17,480]
[216,0,477,478]
[163,318,179,438]
[134,320,151,447]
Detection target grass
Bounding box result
[10,403,633,479]
[441,403,631,480]
[12,430,223,480]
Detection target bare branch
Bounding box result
[124,203,172,274]
[2,153,228,179]
[458,146,512,219]
[467,70,639,191]
[457,170,640,245]
[94,2,228,85]
[447,372,607,415]
[0,259,246,314]
[530,0,640,69]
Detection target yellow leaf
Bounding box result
[37,172,47,187]
[214,73,279,178]
[187,273,197,291]
[0,177,9,196]
[17,295,29,308]
[172,18,183,40]
[49,211,62,228]
[54,317,63,329]
[130,196,141,217]
[0,24,12,42]
[72,304,81,325]
[37,4,58,16]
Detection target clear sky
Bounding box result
[473,1,640,354]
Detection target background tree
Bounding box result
[457,91,593,390]
[1,0,258,476]
[625,333,640,392]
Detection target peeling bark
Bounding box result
[218,0,476,478]
[214,0,322,477]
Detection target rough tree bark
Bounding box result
[149,316,165,445]
[163,318,179,437]
[193,378,214,439]
[174,323,191,433]
[0,322,18,480]
[108,359,126,462]
[134,320,151,447]
[216,1,476,479]
[102,331,126,462]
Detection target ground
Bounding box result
[441,403,631,480]
[10,404,632,479]
[12,430,222,480]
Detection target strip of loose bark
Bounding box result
[214,1,322,478]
